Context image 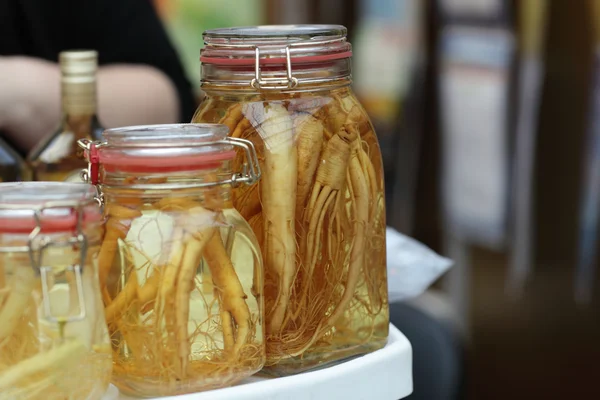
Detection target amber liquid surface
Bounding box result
[101,187,265,397]
[193,86,390,374]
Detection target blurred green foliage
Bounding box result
[162,0,265,97]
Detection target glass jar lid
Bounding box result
[95,124,236,174]
[200,25,352,90]
[204,24,345,39]
[0,182,100,234]
[79,124,260,187]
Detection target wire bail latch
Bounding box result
[250,46,298,90]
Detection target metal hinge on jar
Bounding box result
[250,46,298,90]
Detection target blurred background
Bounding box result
[2,0,599,398]
[153,0,600,398]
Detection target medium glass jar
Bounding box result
[192,25,389,375]
[0,182,111,399]
[79,124,265,397]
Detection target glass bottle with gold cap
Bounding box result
[28,50,104,182]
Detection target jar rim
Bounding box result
[203,24,347,41]
[0,182,101,234]
[102,123,230,146]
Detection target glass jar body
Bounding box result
[100,176,265,397]
[193,85,389,374]
[0,228,112,399]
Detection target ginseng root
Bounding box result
[316,97,347,135]
[293,113,324,222]
[354,132,383,310]
[154,225,186,360]
[159,198,253,358]
[0,267,36,346]
[304,125,369,348]
[99,205,142,304]
[244,102,297,334]
[0,340,86,392]
[233,180,261,220]
[104,270,138,325]
[296,126,356,316]
[174,217,216,377]
[203,232,251,358]
[151,198,256,377]
[324,126,369,326]
[219,103,244,133]
[247,212,263,251]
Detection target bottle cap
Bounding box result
[59,50,98,77]
[60,50,98,113]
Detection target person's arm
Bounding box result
[0,56,179,152]
[86,0,196,123]
[0,57,58,152]
[0,0,195,153]
[97,64,179,129]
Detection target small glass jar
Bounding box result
[192,25,389,375]
[79,124,265,397]
[0,182,111,399]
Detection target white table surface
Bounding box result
[102,323,413,400]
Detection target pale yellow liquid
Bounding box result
[104,200,265,397]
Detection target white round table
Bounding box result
[103,323,413,400]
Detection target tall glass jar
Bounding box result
[79,124,264,397]
[192,25,389,375]
[0,182,112,399]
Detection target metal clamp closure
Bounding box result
[0,201,91,323]
[76,136,261,190]
[29,205,89,323]
[226,137,261,186]
[250,46,298,90]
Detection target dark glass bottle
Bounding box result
[0,136,27,182]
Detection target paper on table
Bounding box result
[386,227,453,303]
